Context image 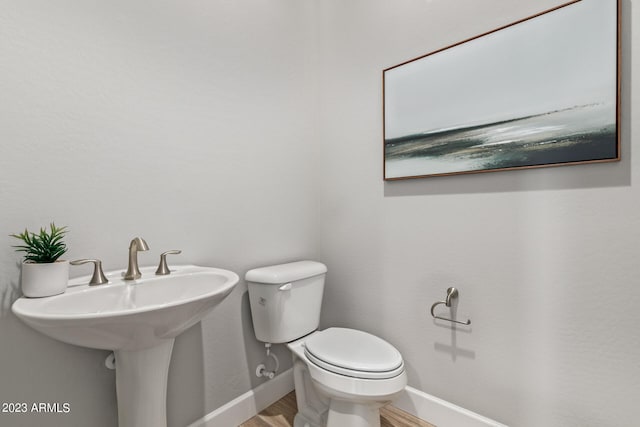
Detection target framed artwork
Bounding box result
[383,0,620,180]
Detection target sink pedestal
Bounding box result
[115,339,175,427]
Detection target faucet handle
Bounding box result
[155,250,182,275]
[70,259,109,286]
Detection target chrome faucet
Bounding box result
[124,237,149,280]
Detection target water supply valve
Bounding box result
[255,343,279,379]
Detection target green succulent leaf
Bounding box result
[10,222,68,263]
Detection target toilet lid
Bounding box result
[304,328,404,380]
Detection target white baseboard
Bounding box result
[187,370,508,427]
[394,385,509,427]
[186,368,294,427]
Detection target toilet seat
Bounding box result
[303,328,404,380]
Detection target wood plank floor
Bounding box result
[240,391,435,427]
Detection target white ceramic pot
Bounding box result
[21,260,69,298]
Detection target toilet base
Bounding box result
[327,399,381,427]
[293,401,382,427]
[294,412,321,427]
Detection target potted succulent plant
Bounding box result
[11,223,69,297]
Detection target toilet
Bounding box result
[246,261,407,427]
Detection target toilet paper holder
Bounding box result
[430,287,471,325]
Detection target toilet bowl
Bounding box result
[289,328,407,427]
[246,261,407,427]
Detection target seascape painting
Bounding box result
[383,0,619,180]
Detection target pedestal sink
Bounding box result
[12,265,239,427]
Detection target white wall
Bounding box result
[315,1,640,427]
[0,1,317,426]
[2,1,638,427]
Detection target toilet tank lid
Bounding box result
[245,260,327,284]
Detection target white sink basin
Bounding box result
[12,265,239,350]
[12,264,239,427]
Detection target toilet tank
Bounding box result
[245,261,327,344]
